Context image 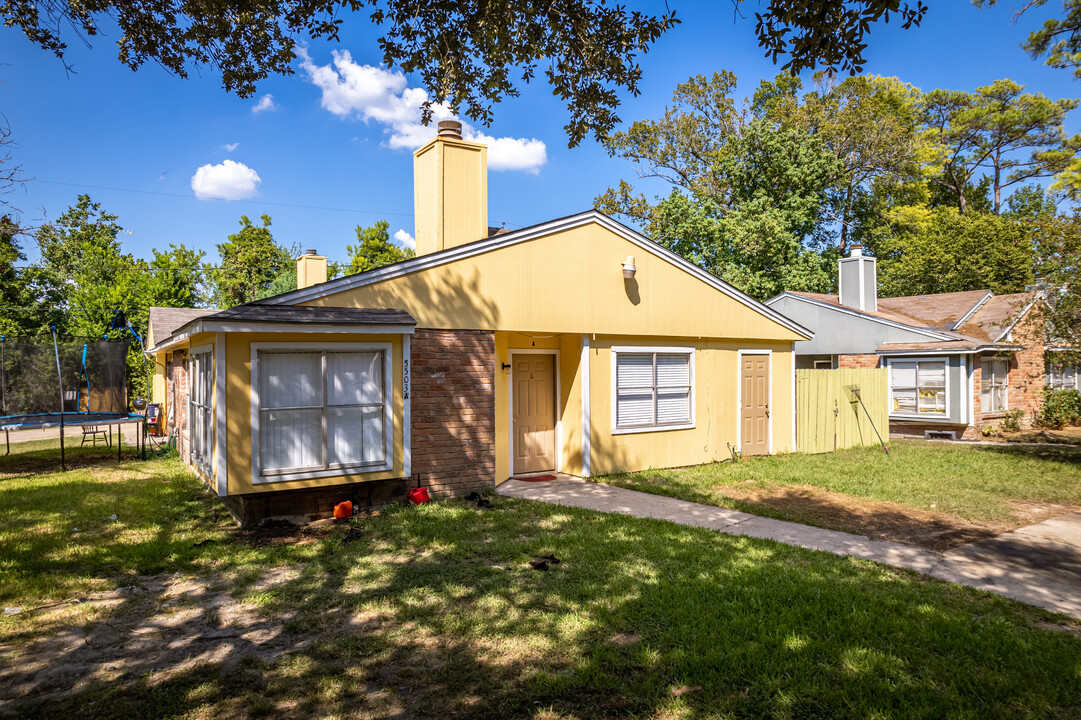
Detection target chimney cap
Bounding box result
[437,120,463,139]
[305,248,318,256]
[849,243,863,257]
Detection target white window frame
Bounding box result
[813,359,833,370]
[610,346,695,435]
[188,343,214,479]
[886,356,950,419]
[1047,362,1080,391]
[250,341,394,483]
[980,357,1010,413]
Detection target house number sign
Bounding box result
[403,357,410,399]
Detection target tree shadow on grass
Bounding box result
[3,486,1081,719]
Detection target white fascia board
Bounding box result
[775,292,956,342]
[876,346,1014,356]
[993,292,1044,343]
[260,209,816,341]
[951,292,993,330]
[148,321,415,354]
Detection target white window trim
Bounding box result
[1047,363,1080,391]
[981,357,1010,413]
[581,335,591,478]
[214,333,227,496]
[610,346,696,435]
[736,349,774,455]
[188,344,214,480]
[250,341,394,484]
[507,348,562,477]
[886,356,950,420]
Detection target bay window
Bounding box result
[613,348,694,431]
[890,359,946,415]
[981,358,1009,413]
[253,344,392,480]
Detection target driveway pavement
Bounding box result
[498,477,1081,619]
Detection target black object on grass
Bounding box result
[528,558,549,571]
[538,553,560,564]
[465,491,482,502]
[340,528,364,546]
[477,498,493,509]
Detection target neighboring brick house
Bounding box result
[767,245,1050,440]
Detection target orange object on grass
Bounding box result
[333,501,353,519]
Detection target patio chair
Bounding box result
[81,424,111,447]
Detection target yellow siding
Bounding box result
[413,137,488,255]
[586,337,796,476]
[223,332,406,496]
[304,222,804,342]
[796,368,889,453]
[152,354,167,406]
[493,332,584,482]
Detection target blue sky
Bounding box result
[0,1,1076,267]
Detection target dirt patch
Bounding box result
[989,426,1081,445]
[717,484,1037,551]
[0,570,309,710]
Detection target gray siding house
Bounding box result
[766,245,1044,439]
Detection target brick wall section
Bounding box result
[972,311,1046,433]
[838,354,881,369]
[410,329,496,497]
[165,349,189,460]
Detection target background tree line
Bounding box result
[597,70,1081,352]
[0,196,413,400]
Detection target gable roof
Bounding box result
[957,292,1039,342]
[775,292,955,341]
[148,307,216,347]
[877,290,992,330]
[255,209,813,340]
[771,286,1043,353]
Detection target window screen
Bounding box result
[258,349,387,475]
[615,351,692,429]
[891,360,946,415]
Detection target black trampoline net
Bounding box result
[0,338,130,418]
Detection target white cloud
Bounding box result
[223,142,239,152]
[252,94,278,113]
[191,160,262,200]
[299,49,546,173]
[393,229,415,250]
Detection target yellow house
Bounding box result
[148,121,812,525]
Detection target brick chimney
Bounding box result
[838,243,877,312]
[413,120,488,256]
[296,248,327,289]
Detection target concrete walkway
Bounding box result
[498,477,1081,619]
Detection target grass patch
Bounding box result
[606,439,1081,530]
[1,442,1080,718]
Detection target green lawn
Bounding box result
[606,440,1081,530]
[2,441,1081,718]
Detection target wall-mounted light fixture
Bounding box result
[621,255,636,280]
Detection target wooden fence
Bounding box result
[796,368,890,454]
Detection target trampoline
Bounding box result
[1,321,148,468]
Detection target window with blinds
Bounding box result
[256,348,388,476]
[189,349,213,476]
[890,360,946,415]
[614,350,693,430]
[981,358,1009,413]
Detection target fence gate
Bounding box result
[796,368,889,454]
